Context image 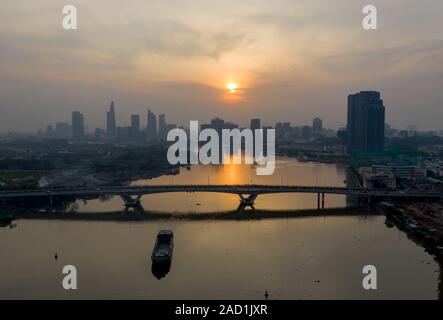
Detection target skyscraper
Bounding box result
[146,109,157,141]
[250,119,261,131]
[211,117,225,134]
[130,114,140,141]
[275,122,284,141]
[158,114,166,140]
[312,117,323,137]
[347,91,385,154]
[72,111,85,144]
[55,122,71,139]
[106,101,117,139]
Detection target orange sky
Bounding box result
[1,0,443,131]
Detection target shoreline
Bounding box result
[382,203,443,258]
[10,206,377,223]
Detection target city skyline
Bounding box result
[13,93,443,140]
[1,0,443,132]
[38,100,333,139]
[34,102,332,143]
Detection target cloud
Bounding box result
[320,39,443,75]
[1,0,443,131]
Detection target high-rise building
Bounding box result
[72,111,85,144]
[146,109,157,141]
[130,114,140,141]
[312,117,323,137]
[55,122,71,139]
[283,122,292,139]
[301,125,312,140]
[385,123,393,137]
[211,117,225,133]
[46,125,54,139]
[117,127,131,141]
[224,121,239,130]
[337,127,348,145]
[106,101,117,139]
[275,122,284,141]
[250,119,261,131]
[347,91,385,153]
[158,114,166,140]
[94,128,105,140]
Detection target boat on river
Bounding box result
[151,230,174,264]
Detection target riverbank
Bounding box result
[0,143,181,190]
[11,206,373,223]
[0,211,15,227]
[382,202,443,257]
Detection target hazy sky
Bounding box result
[1,0,443,132]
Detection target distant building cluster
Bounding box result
[3,90,442,192]
[35,109,333,147]
[102,102,178,143]
[359,167,397,190]
[37,101,179,145]
[272,118,330,142]
[16,91,440,154]
[196,116,331,144]
[385,124,443,139]
[359,165,427,190]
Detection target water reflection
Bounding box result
[67,157,348,214]
[151,261,172,279]
[0,216,439,299]
[0,157,441,299]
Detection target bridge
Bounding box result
[0,185,441,210]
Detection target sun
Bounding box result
[226,82,238,93]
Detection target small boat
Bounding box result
[151,230,174,264]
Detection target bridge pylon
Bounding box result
[238,194,258,208]
[121,194,143,208]
[317,193,325,210]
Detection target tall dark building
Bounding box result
[250,119,261,131]
[211,117,225,134]
[301,125,312,140]
[72,111,85,144]
[312,117,323,137]
[106,101,117,139]
[275,122,283,141]
[347,91,385,153]
[158,114,166,140]
[146,109,157,141]
[130,114,140,141]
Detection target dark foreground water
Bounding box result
[0,158,440,299]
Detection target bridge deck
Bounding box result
[0,185,441,199]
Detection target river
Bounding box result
[0,157,440,299]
